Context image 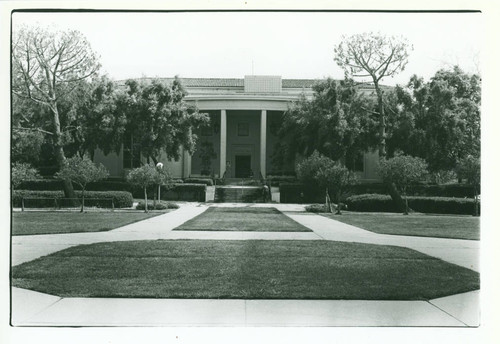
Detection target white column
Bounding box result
[220,110,227,177]
[260,109,267,178]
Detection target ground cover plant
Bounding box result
[322,213,479,240]
[12,212,164,236]
[174,207,312,232]
[11,240,479,300]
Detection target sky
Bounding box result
[12,11,483,86]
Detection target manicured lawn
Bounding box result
[11,240,479,300]
[12,211,165,236]
[174,207,312,232]
[322,213,480,240]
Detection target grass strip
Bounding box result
[12,211,166,235]
[174,207,312,232]
[12,239,479,300]
[322,213,479,240]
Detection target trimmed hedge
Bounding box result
[345,194,480,215]
[279,183,324,204]
[12,190,133,208]
[184,178,214,186]
[136,201,180,210]
[407,183,477,198]
[162,183,206,202]
[305,204,329,213]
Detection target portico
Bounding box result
[186,75,299,179]
[188,108,281,179]
[93,75,380,181]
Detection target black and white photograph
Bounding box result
[2,1,499,343]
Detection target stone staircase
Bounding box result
[214,185,265,203]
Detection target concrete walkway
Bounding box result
[11,203,480,327]
[11,287,478,327]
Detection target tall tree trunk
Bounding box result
[51,103,76,200]
[374,83,407,212]
[374,83,387,158]
[81,188,85,213]
[386,182,407,213]
[335,189,342,215]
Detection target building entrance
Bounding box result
[235,155,252,178]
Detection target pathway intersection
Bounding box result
[11,202,480,326]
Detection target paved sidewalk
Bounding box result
[11,203,480,327]
[11,287,479,327]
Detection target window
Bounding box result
[123,135,141,168]
[238,123,249,136]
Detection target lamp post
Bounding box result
[156,162,164,202]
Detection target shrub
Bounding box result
[17,179,64,191]
[305,204,329,213]
[184,178,214,186]
[407,183,476,198]
[377,154,428,214]
[12,163,40,189]
[127,163,171,212]
[55,156,109,212]
[12,190,133,208]
[136,201,179,210]
[345,193,480,215]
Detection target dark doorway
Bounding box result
[235,155,252,178]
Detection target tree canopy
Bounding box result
[334,32,413,157]
[275,78,378,169]
[12,25,101,197]
[55,156,109,212]
[386,66,481,174]
[118,77,209,164]
[377,154,428,214]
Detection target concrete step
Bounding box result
[215,186,265,203]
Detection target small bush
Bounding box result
[136,201,179,210]
[12,190,133,208]
[345,194,396,212]
[184,178,214,186]
[305,204,329,213]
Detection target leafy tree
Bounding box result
[198,141,217,176]
[388,67,481,175]
[334,32,413,158]
[276,78,377,167]
[377,154,428,215]
[126,163,171,212]
[55,156,109,212]
[64,76,126,159]
[296,151,356,214]
[120,78,209,164]
[12,162,40,189]
[12,25,100,198]
[456,155,480,216]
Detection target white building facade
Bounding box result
[94,75,380,181]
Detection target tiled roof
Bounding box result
[117,77,389,91]
[118,77,319,89]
